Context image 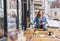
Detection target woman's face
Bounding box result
[39,10,44,16]
[9,12,14,17]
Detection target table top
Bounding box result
[7,28,60,41]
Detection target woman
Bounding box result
[7,11,17,30]
[32,10,47,31]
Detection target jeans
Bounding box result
[35,25,47,31]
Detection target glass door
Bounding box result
[7,0,17,32]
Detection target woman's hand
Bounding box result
[40,22,45,25]
[40,22,43,25]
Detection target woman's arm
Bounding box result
[31,18,36,25]
[43,16,48,25]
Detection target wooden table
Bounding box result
[32,37,58,41]
[8,28,60,41]
[7,37,12,41]
[24,29,60,41]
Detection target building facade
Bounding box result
[49,0,60,20]
[34,0,45,15]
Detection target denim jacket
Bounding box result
[32,16,48,28]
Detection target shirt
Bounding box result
[40,19,43,25]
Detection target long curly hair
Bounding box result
[36,9,44,18]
